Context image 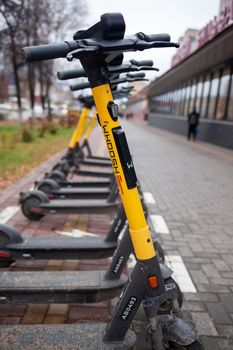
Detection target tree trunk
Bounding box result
[11,49,22,124]
[46,80,52,121]
[27,63,35,121]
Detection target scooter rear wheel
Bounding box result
[37,179,59,194]
[48,170,66,182]
[21,194,44,221]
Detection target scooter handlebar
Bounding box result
[57,68,87,80]
[130,59,153,67]
[22,32,178,63]
[127,72,145,79]
[70,82,90,91]
[136,32,171,42]
[22,41,78,62]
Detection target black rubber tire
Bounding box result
[158,277,183,315]
[0,260,14,268]
[0,228,15,266]
[170,340,204,349]
[48,171,65,183]
[21,195,44,221]
[0,230,10,246]
[37,183,54,194]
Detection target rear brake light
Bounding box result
[148,275,158,289]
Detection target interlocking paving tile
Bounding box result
[123,121,233,347]
[1,121,233,349]
[191,312,218,336]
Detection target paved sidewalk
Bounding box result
[0,126,113,327]
[0,121,233,349]
[124,121,233,350]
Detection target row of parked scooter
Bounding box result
[0,13,203,350]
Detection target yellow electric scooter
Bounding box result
[1,13,203,350]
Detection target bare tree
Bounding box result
[0,0,88,122]
[0,0,25,123]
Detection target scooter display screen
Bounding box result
[112,127,137,189]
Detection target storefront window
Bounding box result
[165,92,170,113]
[178,86,186,115]
[172,89,181,115]
[179,85,188,116]
[189,80,197,113]
[216,68,231,120]
[207,72,220,118]
[168,91,174,113]
[227,71,233,120]
[183,83,191,117]
[200,75,211,118]
[175,88,183,116]
[161,94,166,113]
[195,78,204,114]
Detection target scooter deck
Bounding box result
[7,236,117,259]
[40,199,118,214]
[0,271,127,303]
[56,187,110,194]
[77,166,112,178]
[58,179,112,188]
[51,187,110,199]
[87,155,110,161]
[0,324,135,350]
[81,158,112,167]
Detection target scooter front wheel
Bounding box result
[37,179,60,195]
[170,340,204,349]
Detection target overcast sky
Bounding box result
[84,0,220,79]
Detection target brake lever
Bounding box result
[135,40,179,51]
[66,46,100,61]
[127,78,149,82]
[138,66,159,71]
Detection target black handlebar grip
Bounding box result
[127,72,145,79]
[22,41,78,62]
[57,69,87,80]
[70,82,90,91]
[136,32,170,42]
[131,59,153,67]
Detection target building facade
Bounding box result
[145,0,233,149]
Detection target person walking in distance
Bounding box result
[187,107,199,141]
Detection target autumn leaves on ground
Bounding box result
[0,120,74,191]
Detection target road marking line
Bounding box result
[165,255,197,293]
[143,192,156,204]
[56,229,98,238]
[0,206,19,224]
[150,215,170,234]
[127,254,137,269]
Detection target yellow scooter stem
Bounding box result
[92,84,156,261]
